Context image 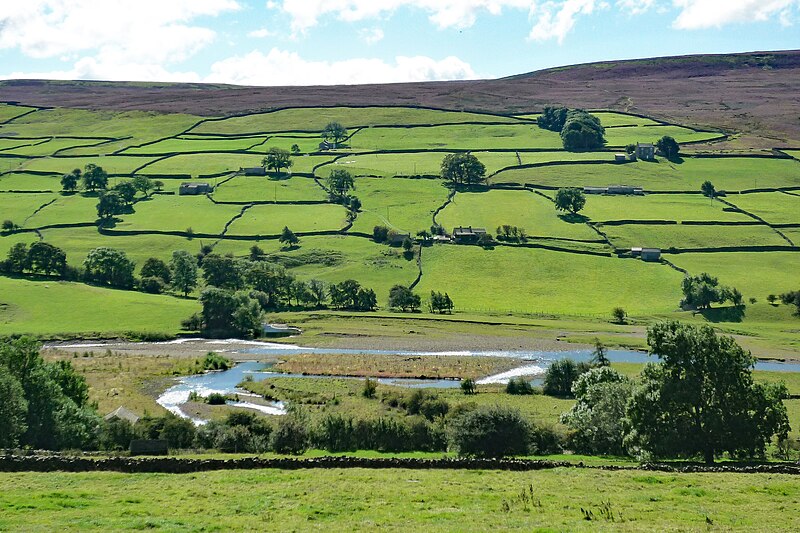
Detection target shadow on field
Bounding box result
[697,305,746,323]
[558,213,589,224]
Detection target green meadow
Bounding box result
[0,105,798,355]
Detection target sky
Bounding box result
[0,0,799,86]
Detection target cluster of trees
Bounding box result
[262,147,293,175]
[58,165,159,221]
[388,284,421,311]
[495,225,527,242]
[655,135,680,159]
[440,153,486,186]
[538,107,606,151]
[773,290,800,315]
[681,272,743,310]
[328,279,377,311]
[558,322,789,462]
[2,241,67,277]
[429,291,454,314]
[324,169,360,218]
[0,337,99,450]
[554,187,586,214]
[372,225,412,250]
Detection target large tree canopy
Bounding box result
[560,110,606,151]
[626,321,789,463]
[440,153,486,185]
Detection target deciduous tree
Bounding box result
[440,153,486,185]
[170,250,198,297]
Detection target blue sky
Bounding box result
[1,1,799,85]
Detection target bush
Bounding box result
[403,390,449,420]
[362,377,377,398]
[529,423,566,455]
[159,415,196,449]
[271,417,309,455]
[216,425,252,453]
[373,225,389,243]
[612,307,627,324]
[449,405,531,458]
[98,418,136,451]
[139,276,166,294]
[460,378,476,395]
[506,377,534,395]
[542,359,591,397]
[206,393,227,405]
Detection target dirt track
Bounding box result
[1,50,799,149]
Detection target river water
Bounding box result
[156,344,800,424]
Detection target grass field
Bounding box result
[190,106,521,135]
[0,173,61,191]
[0,276,197,336]
[492,157,800,191]
[4,137,111,157]
[24,194,100,227]
[602,223,789,249]
[122,136,269,155]
[581,193,751,222]
[349,124,564,151]
[212,175,326,203]
[0,192,55,225]
[1,468,798,531]
[0,103,37,122]
[226,204,347,235]
[113,195,242,235]
[723,191,800,224]
[348,177,450,234]
[416,245,683,315]
[17,155,157,175]
[438,189,600,240]
[603,125,722,146]
[135,152,264,176]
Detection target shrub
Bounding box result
[362,377,377,398]
[449,405,531,458]
[139,276,166,294]
[460,378,476,395]
[159,415,196,449]
[216,425,252,453]
[506,377,534,395]
[612,307,627,324]
[99,418,136,451]
[542,359,591,398]
[403,390,449,420]
[271,417,309,455]
[206,393,227,405]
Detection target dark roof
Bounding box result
[641,248,661,253]
[104,406,140,424]
[637,142,654,148]
[180,182,210,187]
[453,226,487,236]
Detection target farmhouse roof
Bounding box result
[104,406,140,424]
[637,142,654,148]
[453,226,487,236]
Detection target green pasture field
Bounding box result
[256,135,324,154]
[723,191,800,224]
[416,245,683,315]
[603,125,722,146]
[602,223,789,249]
[291,154,337,174]
[3,468,798,531]
[0,173,59,191]
[581,193,751,222]
[0,109,201,146]
[666,251,800,298]
[38,226,201,269]
[0,276,197,336]
[113,195,242,235]
[0,232,38,257]
[0,138,43,151]
[348,176,450,234]
[591,111,662,127]
[438,189,600,241]
[121,136,268,155]
[135,152,265,176]
[226,204,347,236]
[3,137,110,157]
[782,228,800,244]
[492,157,800,191]
[0,157,26,173]
[17,155,156,175]
[190,106,521,135]
[0,192,55,225]
[0,103,37,122]
[23,193,100,227]
[216,235,420,297]
[348,124,563,151]
[783,150,800,160]
[212,175,326,203]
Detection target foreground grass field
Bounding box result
[1,468,798,531]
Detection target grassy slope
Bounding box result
[0,276,197,336]
[348,177,450,234]
[212,175,326,202]
[1,469,798,531]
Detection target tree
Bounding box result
[626,322,789,463]
[430,291,454,314]
[201,254,245,290]
[449,405,531,458]
[96,190,125,220]
[1,219,14,233]
[308,279,327,307]
[5,242,29,273]
[612,307,627,324]
[440,153,486,186]
[362,377,377,398]
[0,370,28,448]
[263,147,293,175]
[460,378,476,395]
[542,359,591,397]
[61,168,81,192]
[373,225,389,243]
[656,135,680,159]
[141,257,171,284]
[321,121,348,147]
[701,180,716,198]
[199,287,264,337]
[560,110,605,151]
[291,144,300,154]
[388,285,421,312]
[590,338,610,367]
[27,241,66,276]
[170,250,198,297]
[82,163,108,191]
[112,180,137,205]
[325,169,354,199]
[561,367,633,456]
[537,106,568,132]
[132,175,153,196]
[153,180,164,192]
[506,377,533,395]
[402,236,413,253]
[681,272,740,310]
[554,188,586,213]
[271,416,309,455]
[279,226,299,249]
[83,247,136,289]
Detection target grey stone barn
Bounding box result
[179,182,212,195]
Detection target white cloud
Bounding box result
[671,0,800,29]
[268,1,535,33]
[358,27,385,44]
[0,0,240,63]
[616,0,656,15]
[206,48,477,85]
[247,28,275,38]
[528,0,598,42]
